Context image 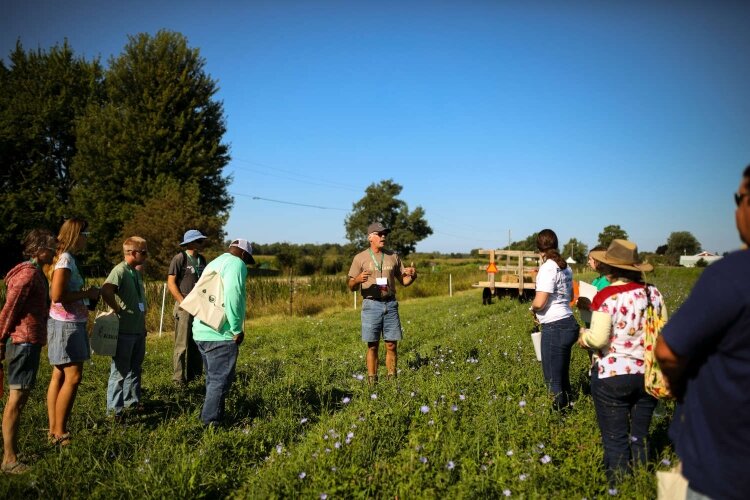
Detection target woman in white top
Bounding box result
[530,229,579,412]
[578,239,664,486]
[46,218,100,445]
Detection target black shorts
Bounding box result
[6,341,42,390]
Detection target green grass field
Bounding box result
[0,267,699,498]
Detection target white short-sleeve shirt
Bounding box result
[534,259,573,324]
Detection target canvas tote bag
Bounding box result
[179,260,227,331]
[91,310,119,356]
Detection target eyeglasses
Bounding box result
[375,232,387,237]
[735,192,748,207]
[128,249,148,255]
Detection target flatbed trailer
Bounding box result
[472,249,540,303]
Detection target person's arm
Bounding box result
[579,310,612,349]
[530,291,549,312]
[397,258,417,287]
[100,283,122,314]
[347,256,369,291]
[0,272,31,358]
[167,275,183,303]
[50,268,98,304]
[223,258,247,336]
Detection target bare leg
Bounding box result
[367,341,379,384]
[385,341,398,377]
[50,363,83,437]
[2,389,29,465]
[46,366,65,437]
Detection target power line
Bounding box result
[231,192,349,211]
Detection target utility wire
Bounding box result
[231,192,349,211]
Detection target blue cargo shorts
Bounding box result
[6,341,42,390]
[361,298,403,342]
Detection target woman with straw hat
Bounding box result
[578,239,666,487]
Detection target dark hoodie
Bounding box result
[0,261,49,348]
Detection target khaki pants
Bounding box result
[173,307,204,383]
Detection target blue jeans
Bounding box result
[106,333,146,415]
[540,315,579,411]
[196,340,238,425]
[591,370,657,485]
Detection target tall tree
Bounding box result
[666,231,702,260]
[345,179,432,257]
[71,30,231,269]
[563,238,588,264]
[597,225,629,248]
[0,41,102,273]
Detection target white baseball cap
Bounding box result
[229,239,255,264]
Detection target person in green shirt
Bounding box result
[101,236,148,419]
[588,246,611,291]
[193,239,254,427]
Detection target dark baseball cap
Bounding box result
[367,222,390,234]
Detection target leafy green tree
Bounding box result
[345,179,432,257]
[563,238,588,264]
[666,231,702,260]
[71,30,231,269]
[597,225,629,248]
[0,41,102,273]
[505,233,539,251]
[116,178,227,279]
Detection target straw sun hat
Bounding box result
[589,239,653,272]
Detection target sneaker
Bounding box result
[2,461,31,474]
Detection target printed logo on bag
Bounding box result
[209,295,217,303]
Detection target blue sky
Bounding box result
[5,1,749,254]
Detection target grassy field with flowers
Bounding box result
[0,267,699,498]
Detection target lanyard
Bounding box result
[127,265,143,302]
[368,249,384,275]
[185,251,202,278]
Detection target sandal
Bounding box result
[51,433,72,447]
[2,461,31,474]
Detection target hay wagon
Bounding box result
[472,249,541,303]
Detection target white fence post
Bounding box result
[449,274,453,297]
[158,282,167,337]
[353,290,357,309]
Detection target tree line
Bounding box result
[495,224,703,266]
[1,31,230,278]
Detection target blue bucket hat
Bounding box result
[180,229,207,246]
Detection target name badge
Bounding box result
[376,277,388,293]
[138,302,145,312]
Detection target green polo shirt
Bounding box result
[105,261,147,334]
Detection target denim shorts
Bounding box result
[6,341,42,390]
[47,318,90,365]
[361,299,403,342]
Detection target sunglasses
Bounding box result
[735,192,748,207]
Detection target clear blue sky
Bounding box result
[5,1,749,254]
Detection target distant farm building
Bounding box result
[679,251,722,267]
[565,256,577,265]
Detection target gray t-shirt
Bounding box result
[168,251,206,296]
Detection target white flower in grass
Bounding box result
[323,434,329,440]
[481,465,487,471]
[419,456,428,464]
[410,391,416,397]
[503,489,511,497]
[459,394,466,401]
[331,466,337,472]
[342,397,351,404]
[608,488,618,496]
[144,458,150,464]
[540,454,551,464]
[370,393,378,400]
[537,443,545,450]
[298,472,306,479]
[661,458,671,467]
[320,494,328,499]
[630,436,638,442]
[325,448,331,453]
[451,405,458,412]
[300,417,308,424]
[276,444,283,454]
[519,473,528,481]
[519,400,527,408]
[446,461,455,470]
[506,450,514,456]
[476,376,481,380]
[428,419,434,426]
[420,405,430,414]
[334,441,341,449]
[347,432,354,439]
